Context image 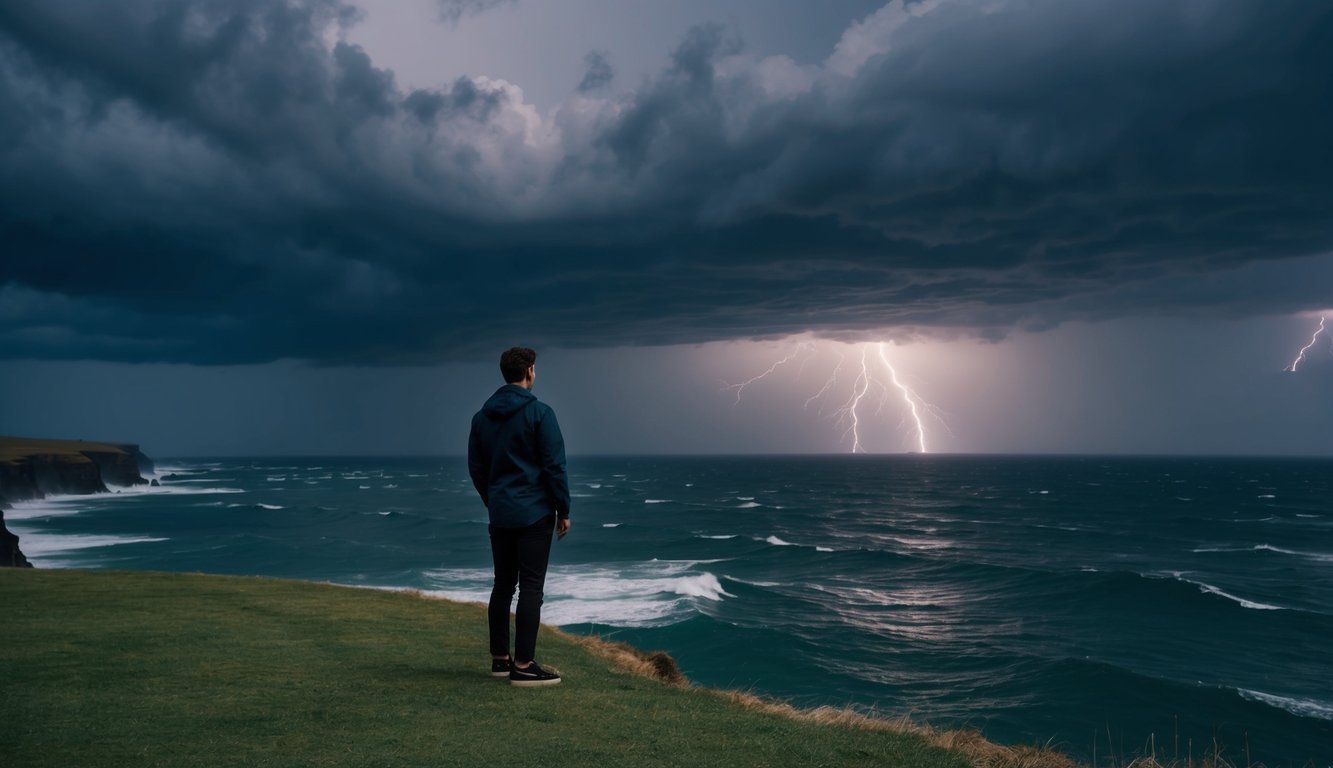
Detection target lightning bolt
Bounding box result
[834,347,874,452]
[1285,316,1328,372]
[727,339,946,453]
[721,343,811,405]
[804,351,845,411]
[877,342,928,453]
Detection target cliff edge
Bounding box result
[0,436,154,568]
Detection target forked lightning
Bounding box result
[723,341,942,453]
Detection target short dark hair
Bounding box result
[500,347,537,383]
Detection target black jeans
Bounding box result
[488,514,555,663]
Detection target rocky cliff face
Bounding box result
[0,453,109,500]
[1,505,33,568]
[0,437,154,568]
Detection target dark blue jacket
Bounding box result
[468,384,570,527]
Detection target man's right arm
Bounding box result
[467,418,489,506]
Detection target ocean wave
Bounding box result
[150,466,211,477]
[758,534,834,553]
[255,503,284,510]
[737,501,761,508]
[722,575,783,588]
[112,484,247,498]
[3,497,97,520]
[645,499,672,504]
[698,534,737,540]
[7,529,169,564]
[1253,544,1333,563]
[1238,688,1333,721]
[421,561,734,627]
[602,523,621,528]
[1169,574,1285,611]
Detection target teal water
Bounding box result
[7,455,1331,765]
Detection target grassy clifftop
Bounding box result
[0,436,137,465]
[0,570,1061,768]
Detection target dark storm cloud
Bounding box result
[1,0,1331,364]
[577,51,613,93]
[436,0,516,25]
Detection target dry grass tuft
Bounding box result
[714,689,1079,768]
[553,628,687,685]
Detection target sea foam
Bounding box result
[421,560,734,627]
[1239,689,1333,721]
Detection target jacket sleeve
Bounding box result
[536,406,571,518]
[467,417,489,506]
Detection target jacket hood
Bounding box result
[482,384,537,420]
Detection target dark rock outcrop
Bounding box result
[1,505,33,568]
[0,436,155,568]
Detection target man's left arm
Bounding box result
[537,407,571,520]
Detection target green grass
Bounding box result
[0,435,130,464]
[1,569,976,768]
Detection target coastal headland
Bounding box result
[0,436,154,567]
[1,569,1077,768]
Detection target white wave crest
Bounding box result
[738,502,761,509]
[1254,544,1333,563]
[421,561,734,627]
[644,499,672,504]
[722,575,783,588]
[602,523,621,528]
[1238,689,1333,721]
[255,503,285,510]
[1180,577,1285,611]
[765,535,794,546]
[698,534,737,540]
[7,528,168,566]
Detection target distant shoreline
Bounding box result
[0,436,155,568]
[133,452,1333,460]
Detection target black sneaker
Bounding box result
[509,660,561,687]
[491,658,512,678]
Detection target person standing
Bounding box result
[467,346,571,686]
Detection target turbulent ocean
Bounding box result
[8,455,1331,764]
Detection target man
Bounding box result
[467,346,571,686]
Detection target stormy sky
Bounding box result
[1,0,1331,456]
